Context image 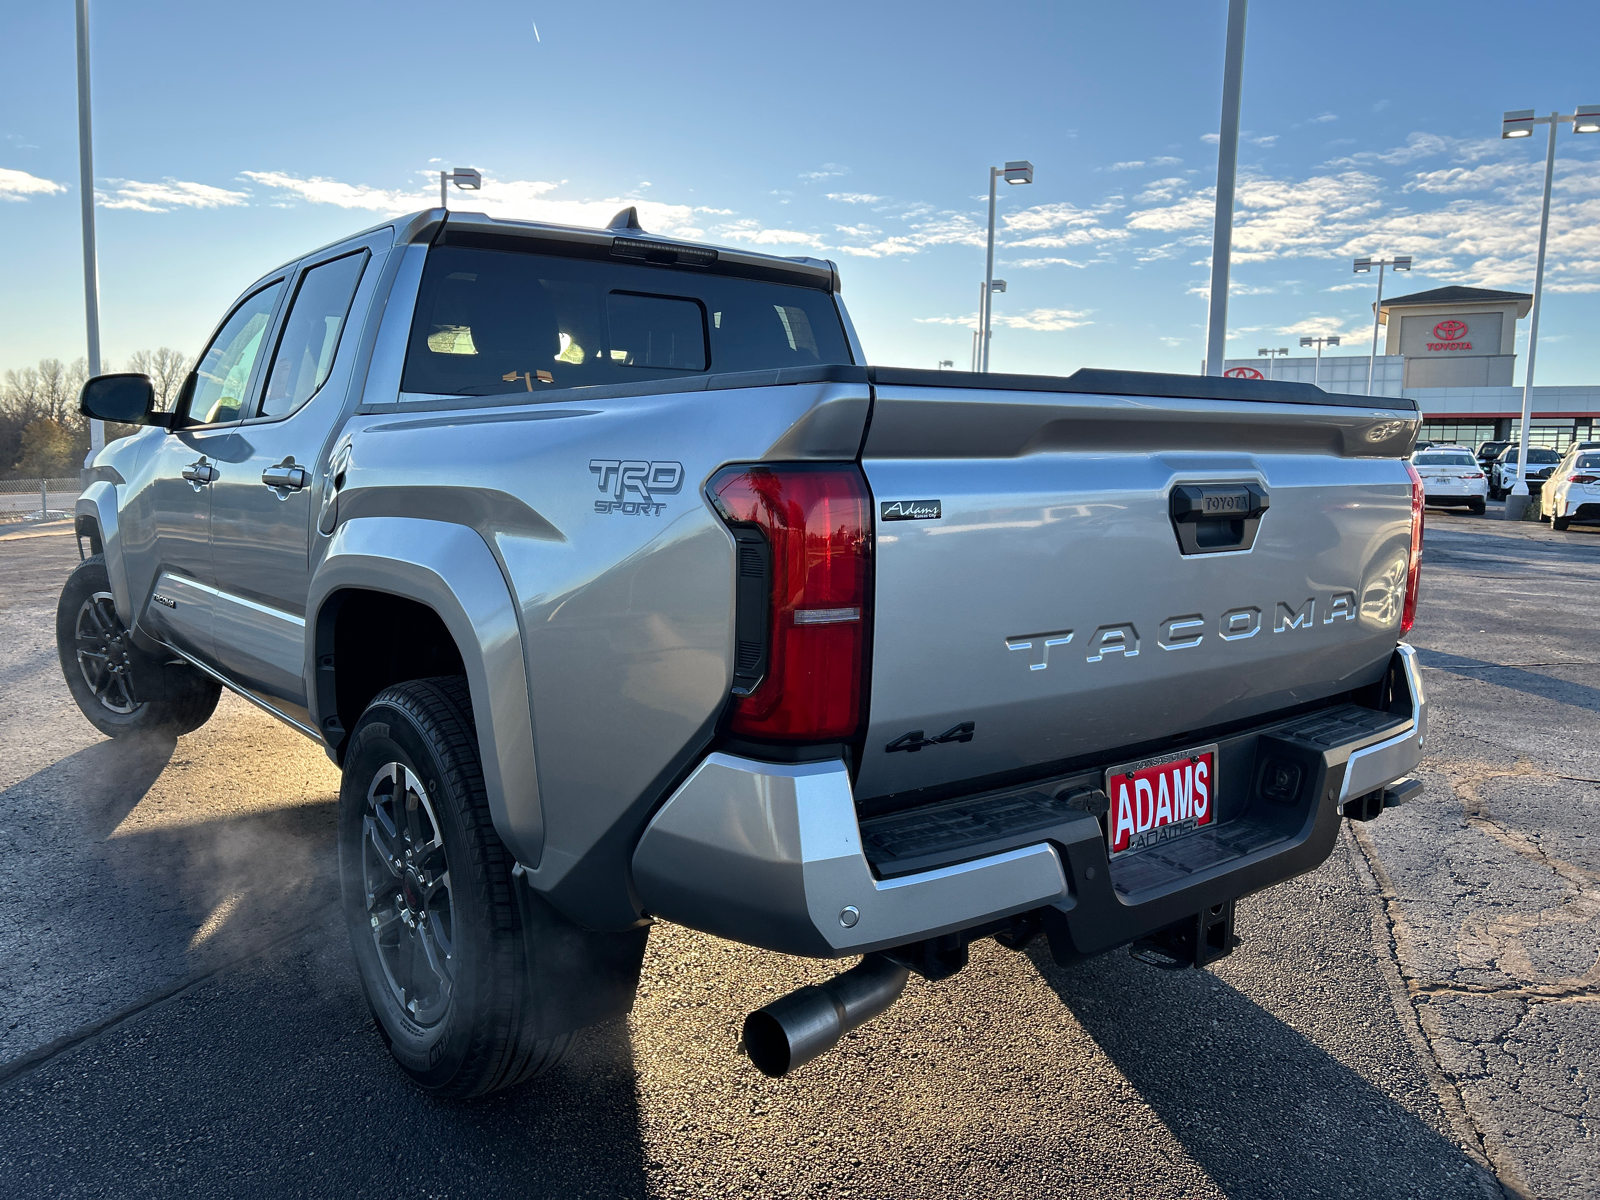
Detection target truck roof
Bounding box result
[280,207,839,294]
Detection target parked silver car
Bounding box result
[65,207,1428,1094]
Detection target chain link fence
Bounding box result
[0,477,81,523]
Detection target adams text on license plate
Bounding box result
[1106,745,1216,857]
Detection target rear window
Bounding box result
[1414,453,1476,466]
[400,246,850,397]
[1576,454,1600,470]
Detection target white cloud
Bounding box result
[241,170,425,211]
[243,169,704,237]
[825,192,882,204]
[0,167,66,201]
[1403,162,1527,194]
[1109,161,1146,171]
[1007,257,1090,269]
[1327,131,1498,167]
[1276,316,1369,341]
[1201,133,1221,145]
[1250,135,1278,147]
[995,307,1094,331]
[99,178,249,212]
[914,306,1092,331]
[1310,113,1338,124]
[717,219,827,248]
[1150,156,1183,166]
[800,163,849,181]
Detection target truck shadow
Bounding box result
[1025,945,1497,1198]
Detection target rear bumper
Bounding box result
[632,645,1426,960]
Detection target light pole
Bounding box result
[1204,0,1249,375]
[1497,104,1600,520]
[1256,346,1289,380]
[981,162,1032,372]
[1299,335,1340,386]
[439,167,482,209]
[973,278,1008,371]
[1353,255,1411,396]
[74,0,104,460]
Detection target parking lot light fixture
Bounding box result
[981,161,1033,373]
[440,167,482,209]
[1299,335,1339,386]
[1257,346,1289,380]
[1354,254,1411,396]
[1498,105,1599,519]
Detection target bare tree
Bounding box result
[31,358,88,423]
[126,347,193,411]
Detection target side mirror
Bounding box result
[80,373,158,424]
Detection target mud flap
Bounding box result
[512,864,651,1040]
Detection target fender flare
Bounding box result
[308,516,543,867]
[75,481,132,626]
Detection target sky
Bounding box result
[3,0,1600,384]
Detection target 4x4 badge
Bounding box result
[886,721,975,753]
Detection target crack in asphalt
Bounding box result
[1350,752,1600,1198]
[1347,823,1529,1200]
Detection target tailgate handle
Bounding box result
[1169,483,1269,555]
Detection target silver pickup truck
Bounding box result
[64,207,1427,1094]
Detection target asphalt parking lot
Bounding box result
[0,506,1595,1199]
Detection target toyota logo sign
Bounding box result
[1426,318,1473,352]
[1224,366,1264,379]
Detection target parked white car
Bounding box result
[1410,446,1487,514]
[1489,446,1561,500]
[1539,449,1600,531]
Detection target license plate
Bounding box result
[1105,745,1217,857]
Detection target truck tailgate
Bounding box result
[854,372,1418,802]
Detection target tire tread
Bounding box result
[360,676,571,1097]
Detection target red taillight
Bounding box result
[708,464,871,741]
[1402,463,1424,636]
[1568,473,1597,484]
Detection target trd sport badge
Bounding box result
[589,459,684,515]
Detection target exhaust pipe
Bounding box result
[741,953,910,1077]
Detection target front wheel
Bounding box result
[55,555,221,737]
[339,676,572,1098]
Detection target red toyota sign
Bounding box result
[1224,366,1264,379]
[1427,318,1473,352]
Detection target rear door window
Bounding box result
[257,251,369,419]
[400,246,849,398]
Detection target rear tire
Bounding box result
[56,554,221,738]
[338,675,573,1098]
[1469,498,1486,515]
[1553,515,1571,531]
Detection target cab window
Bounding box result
[258,252,369,419]
[187,282,283,425]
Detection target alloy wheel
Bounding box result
[361,761,456,1026]
[75,591,141,715]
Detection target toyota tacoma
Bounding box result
[63,206,1427,1093]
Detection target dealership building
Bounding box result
[1223,285,1599,450]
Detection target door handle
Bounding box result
[262,456,310,499]
[181,457,219,490]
